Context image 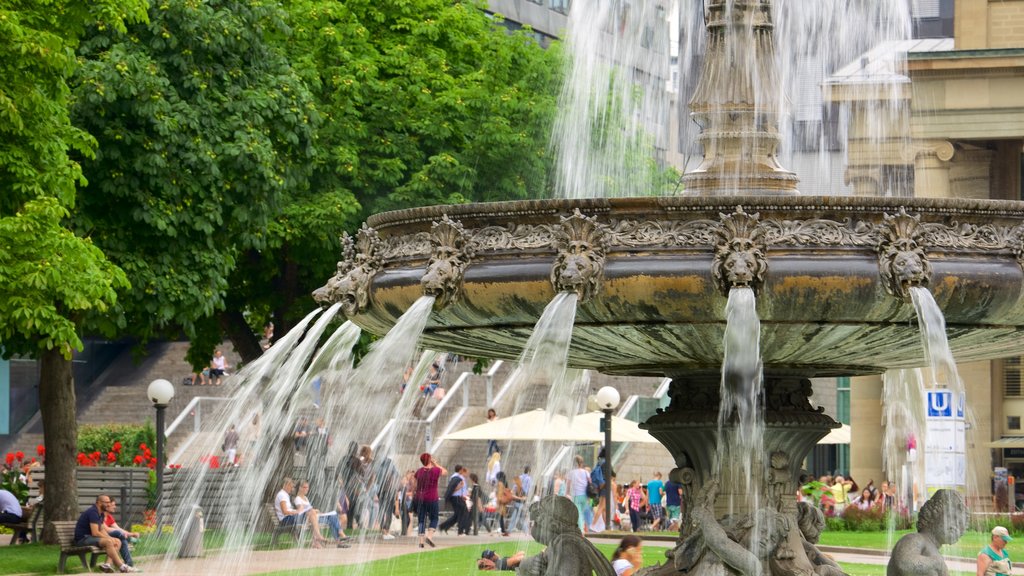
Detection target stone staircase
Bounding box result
[8,337,673,492]
[8,341,240,457]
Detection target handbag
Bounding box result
[498,485,513,505]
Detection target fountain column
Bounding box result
[682,0,799,196]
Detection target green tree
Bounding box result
[0,0,143,539]
[284,0,561,216]
[228,0,562,345]
[70,0,320,365]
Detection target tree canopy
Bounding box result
[283,0,562,217]
[70,0,323,364]
[68,0,562,360]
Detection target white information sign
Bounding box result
[924,389,966,493]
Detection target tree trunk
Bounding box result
[274,244,301,337]
[38,347,78,544]
[219,309,263,364]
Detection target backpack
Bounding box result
[591,463,605,491]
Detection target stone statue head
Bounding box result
[796,501,825,544]
[313,226,384,316]
[713,207,768,296]
[917,489,968,546]
[878,208,931,299]
[421,215,474,309]
[551,209,608,303]
[529,495,580,546]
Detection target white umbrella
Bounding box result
[818,424,851,444]
[441,408,659,443]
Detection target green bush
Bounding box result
[825,506,913,531]
[973,513,1024,535]
[78,423,156,467]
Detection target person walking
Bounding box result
[567,455,591,533]
[222,424,240,466]
[978,526,1013,576]
[413,452,447,548]
[438,465,470,535]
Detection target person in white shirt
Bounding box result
[209,349,228,385]
[274,477,330,548]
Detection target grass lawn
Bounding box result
[819,529,991,560]
[0,531,992,576]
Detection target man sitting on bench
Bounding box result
[74,494,133,573]
[0,488,31,543]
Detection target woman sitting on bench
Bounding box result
[275,477,331,548]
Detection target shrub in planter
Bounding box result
[78,423,156,467]
[842,504,886,531]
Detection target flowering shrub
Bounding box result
[1,451,37,503]
[77,424,156,468]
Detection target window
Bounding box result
[1007,357,1023,397]
[1009,416,1021,431]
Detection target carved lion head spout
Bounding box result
[421,215,474,309]
[550,209,608,303]
[878,208,932,300]
[712,207,768,296]
[312,225,383,316]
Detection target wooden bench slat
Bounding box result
[51,520,108,574]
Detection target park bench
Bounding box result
[52,520,107,574]
[265,503,306,547]
[0,503,43,544]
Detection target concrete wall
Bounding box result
[956,0,1024,49]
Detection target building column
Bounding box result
[913,141,955,199]
[963,360,995,510]
[954,0,990,50]
[850,374,884,485]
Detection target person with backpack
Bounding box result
[568,455,591,533]
[591,448,613,530]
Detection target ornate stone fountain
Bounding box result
[316,1,1024,575]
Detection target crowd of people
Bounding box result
[798,473,900,516]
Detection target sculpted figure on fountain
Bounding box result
[551,209,609,303]
[421,214,474,309]
[515,495,615,576]
[713,207,768,296]
[877,207,932,300]
[887,490,968,576]
[313,224,384,316]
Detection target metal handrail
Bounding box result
[164,396,232,464]
[424,370,470,452]
[424,360,504,453]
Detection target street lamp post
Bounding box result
[595,386,620,531]
[147,379,175,514]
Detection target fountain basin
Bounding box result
[335,195,1024,376]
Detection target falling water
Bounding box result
[501,292,579,413]
[552,0,672,199]
[491,292,582,527]
[673,0,913,196]
[717,287,765,519]
[908,286,975,559]
[158,304,353,572]
[156,297,440,573]
[881,368,927,549]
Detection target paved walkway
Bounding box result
[129,533,990,576]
